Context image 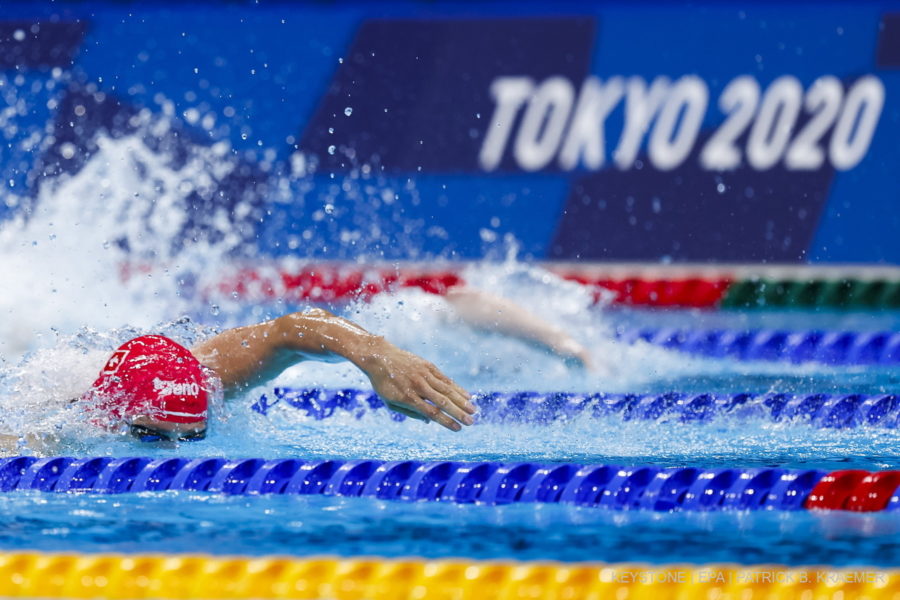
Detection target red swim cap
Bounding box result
[85,335,209,426]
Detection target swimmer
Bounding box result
[67,286,593,443]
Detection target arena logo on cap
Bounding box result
[153,378,201,397]
[480,74,885,173]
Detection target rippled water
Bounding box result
[1,492,898,567]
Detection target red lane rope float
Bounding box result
[805,471,870,510]
[846,472,900,512]
[215,266,464,303]
[804,470,900,511]
[563,275,732,307]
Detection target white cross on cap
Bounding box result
[103,349,130,374]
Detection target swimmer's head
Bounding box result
[83,335,208,441]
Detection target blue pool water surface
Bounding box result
[0,288,898,566]
[0,488,899,566]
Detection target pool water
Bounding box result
[0,127,897,569]
[0,289,898,566]
[0,487,899,566]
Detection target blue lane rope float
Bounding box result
[255,388,900,429]
[0,456,852,511]
[4,456,900,512]
[617,327,900,365]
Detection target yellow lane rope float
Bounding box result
[0,552,896,599]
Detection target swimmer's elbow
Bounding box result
[272,308,339,343]
[302,307,337,319]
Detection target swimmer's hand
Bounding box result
[444,287,595,370]
[357,339,476,431]
[549,337,595,371]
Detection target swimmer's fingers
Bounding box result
[552,338,595,371]
[426,375,475,419]
[426,364,475,414]
[404,394,463,432]
[563,349,594,371]
[386,402,430,422]
[417,378,474,426]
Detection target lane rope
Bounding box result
[2,456,899,512]
[259,388,900,429]
[0,552,894,599]
[617,327,900,365]
[211,264,900,309]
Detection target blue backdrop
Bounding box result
[2,1,899,263]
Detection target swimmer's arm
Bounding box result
[0,434,19,456]
[0,433,59,457]
[191,308,475,431]
[444,287,594,369]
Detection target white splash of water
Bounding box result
[0,120,254,452]
[0,131,246,362]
